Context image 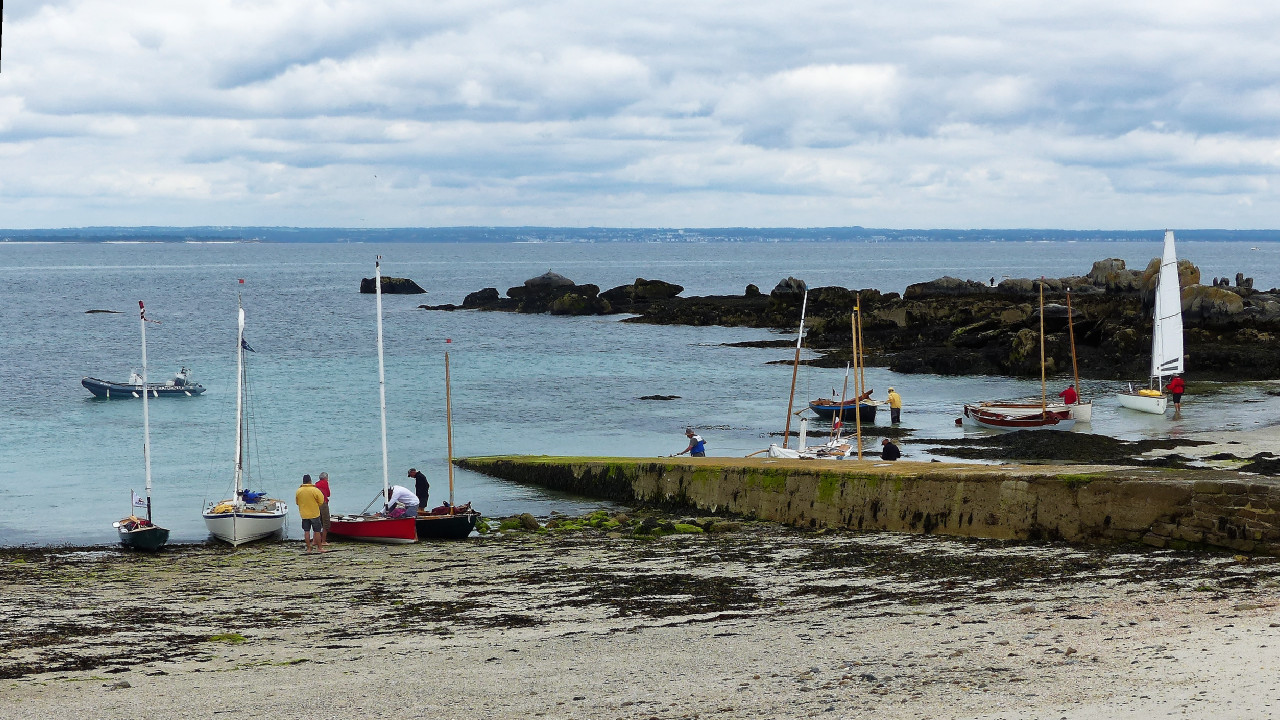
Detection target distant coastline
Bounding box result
[3,226,1280,243]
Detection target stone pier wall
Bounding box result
[457,457,1280,554]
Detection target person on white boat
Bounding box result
[880,438,901,461]
[384,485,419,518]
[676,428,706,457]
[1058,384,1078,405]
[886,388,903,424]
[295,474,326,554]
[1168,375,1186,416]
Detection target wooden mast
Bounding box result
[852,303,863,460]
[782,290,808,449]
[139,301,154,522]
[1039,279,1047,418]
[1066,288,1080,406]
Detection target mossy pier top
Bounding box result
[457,455,1280,555]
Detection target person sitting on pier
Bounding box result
[880,438,901,461]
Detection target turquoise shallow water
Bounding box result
[1,239,1277,546]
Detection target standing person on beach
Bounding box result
[314,472,332,550]
[408,468,429,509]
[880,438,901,461]
[675,428,706,457]
[1168,375,1186,417]
[887,387,903,424]
[384,485,420,518]
[295,474,326,553]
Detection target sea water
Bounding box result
[1,239,1277,546]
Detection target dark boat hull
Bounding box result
[83,377,206,398]
[415,511,480,540]
[807,400,878,422]
[118,524,170,551]
[962,404,1076,431]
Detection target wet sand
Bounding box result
[4,514,1280,719]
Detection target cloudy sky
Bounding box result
[2,1,1279,229]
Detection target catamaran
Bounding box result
[1117,230,1184,414]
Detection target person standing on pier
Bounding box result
[408,468,429,510]
[295,474,326,553]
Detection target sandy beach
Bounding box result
[5,492,1280,720]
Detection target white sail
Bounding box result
[1150,230,1185,379]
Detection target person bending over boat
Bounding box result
[407,468,430,509]
[675,428,706,457]
[384,485,420,518]
[880,438,901,461]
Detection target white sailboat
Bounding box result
[203,294,289,545]
[1117,230,1184,414]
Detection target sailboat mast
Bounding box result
[139,301,153,522]
[375,257,390,497]
[781,290,808,449]
[1066,289,1080,402]
[445,351,455,509]
[852,304,863,460]
[833,363,849,440]
[1039,279,1047,416]
[233,295,246,496]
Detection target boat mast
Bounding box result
[781,289,808,449]
[375,257,390,498]
[233,294,246,498]
[139,301,154,522]
[1039,279,1047,417]
[1066,288,1080,404]
[832,363,849,441]
[852,303,863,460]
[445,351,455,510]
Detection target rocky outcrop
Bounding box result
[426,257,1280,381]
[360,276,426,294]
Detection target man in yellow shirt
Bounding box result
[295,474,327,553]
[887,387,902,424]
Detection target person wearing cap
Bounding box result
[880,437,901,461]
[887,387,903,424]
[295,474,327,553]
[675,428,706,457]
[407,468,429,510]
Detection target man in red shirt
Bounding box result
[1168,375,1186,417]
[315,472,332,549]
[1058,384,1078,406]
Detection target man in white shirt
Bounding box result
[384,485,420,518]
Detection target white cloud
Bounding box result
[2,0,1280,228]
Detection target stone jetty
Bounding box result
[458,455,1280,555]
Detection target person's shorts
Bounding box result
[1172,393,1183,403]
[691,451,706,457]
[319,503,331,531]
[302,517,322,532]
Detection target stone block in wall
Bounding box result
[1173,526,1205,543]
[1142,533,1168,548]
[1193,480,1227,494]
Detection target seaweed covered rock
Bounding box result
[600,278,684,312]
